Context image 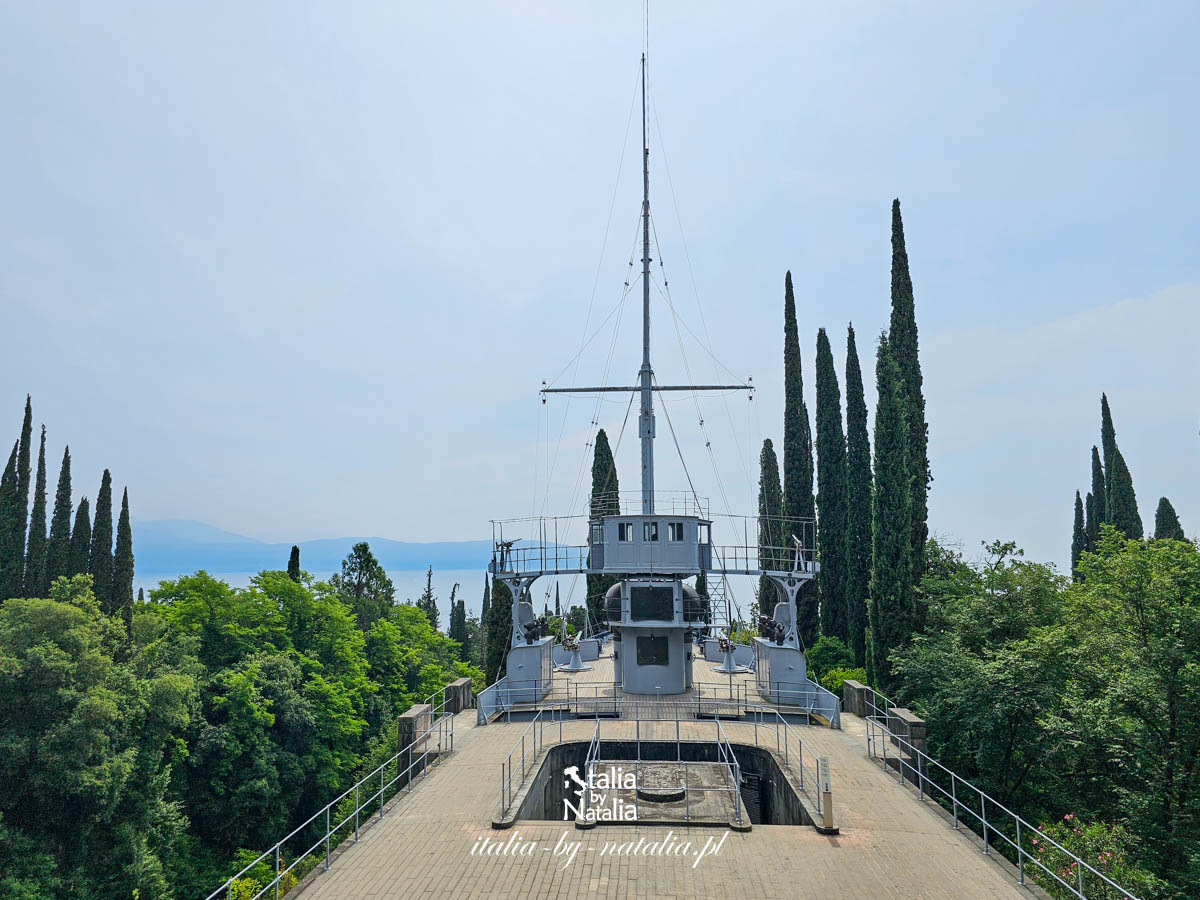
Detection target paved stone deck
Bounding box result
[293,708,1038,899]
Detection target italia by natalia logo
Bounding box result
[563,765,638,822]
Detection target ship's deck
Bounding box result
[290,708,1036,899]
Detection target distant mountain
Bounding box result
[133,519,493,574]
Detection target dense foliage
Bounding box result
[0,549,481,900]
[891,531,1200,896]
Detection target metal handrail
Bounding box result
[499,707,567,818]
[758,680,842,727]
[205,685,459,900]
[865,715,1140,899]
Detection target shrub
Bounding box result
[807,635,854,679]
[819,666,866,695]
[1026,816,1166,899]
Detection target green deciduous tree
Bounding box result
[888,201,930,583]
[1071,531,1200,889]
[111,487,134,626]
[815,327,848,642]
[782,272,815,534]
[69,497,91,577]
[87,469,114,606]
[330,541,395,631]
[844,325,872,666]
[868,334,913,691]
[0,575,194,899]
[22,426,48,598]
[1153,497,1185,541]
[46,446,73,586]
[892,541,1071,807]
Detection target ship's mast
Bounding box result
[638,53,655,515]
[539,53,752,509]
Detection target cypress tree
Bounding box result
[1099,396,1142,539]
[417,565,439,629]
[814,328,848,643]
[69,497,91,576]
[46,446,73,586]
[287,545,301,582]
[757,439,785,617]
[448,584,465,645]
[23,426,48,597]
[13,397,33,589]
[867,334,913,692]
[1084,492,1097,554]
[782,272,816,531]
[587,428,620,625]
[88,470,114,605]
[1100,395,1117,519]
[1087,445,1104,546]
[456,598,470,659]
[1153,497,1185,541]
[479,575,491,668]
[484,578,512,685]
[137,586,144,604]
[888,201,930,582]
[554,583,561,618]
[0,442,20,600]
[843,325,872,666]
[111,487,134,623]
[1070,491,1085,581]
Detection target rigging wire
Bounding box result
[645,73,755,496]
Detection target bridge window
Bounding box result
[667,521,685,541]
[643,521,659,542]
[636,635,669,667]
[618,522,634,541]
[698,523,710,544]
[591,523,603,544]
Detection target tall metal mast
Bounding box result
[539,53,753,513]
[638,52,655,514]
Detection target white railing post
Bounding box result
[1016,818,1023,884]
[354,783,360,840]
[273,843,280,900]
[981,790,988,854]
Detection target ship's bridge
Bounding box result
[488,492,817,581]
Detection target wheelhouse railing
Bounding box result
[590,490,710,517]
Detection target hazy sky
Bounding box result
[2,2,1197,573]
